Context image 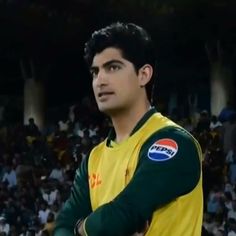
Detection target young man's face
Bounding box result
[90,47,144,115]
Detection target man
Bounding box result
[54,22,203,236]
[1,164,17,189]
[0,216,10,235]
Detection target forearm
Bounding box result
[81,201,148,235]
[54,157,92,235]
[78,218,149,236]
[54,227,74,236]
[54,199,81,235]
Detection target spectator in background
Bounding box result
[41,212,55,236]
[25,118,40,137]
[88,123,98,137]
[50,203,59,219]
[48,162,64,183]
[227,218,236,236]
[0,216,10,235]
[228,156,236,185]
[207,186,222,215]
[222,113,236,154]
[228,200,236,221]
[218,101,236,123]
[183,117,194,133]
[210,115,222,131]
[196,110,211,133]
[58,119,69,132]
[38,202,50,225]
[1,164,17,189]
[41,184,59,207]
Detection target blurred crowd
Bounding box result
[0,99,110,236]
[0,98,236,236]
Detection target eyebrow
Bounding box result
[90,59,125,71]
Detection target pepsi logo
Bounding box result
[148,138,178,161]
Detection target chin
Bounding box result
[98,105,113,114]
[98,105,124,116]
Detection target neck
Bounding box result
[111,101,151,143]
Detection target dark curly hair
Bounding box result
[84,22,157,102]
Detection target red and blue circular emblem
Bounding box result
[148,138,178,161]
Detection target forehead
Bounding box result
[92,47,124,66]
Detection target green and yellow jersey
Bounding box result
[54,108,203,236]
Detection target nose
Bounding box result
[96,70,108,86]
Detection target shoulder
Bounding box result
[90,139,107,154]
[140,126,201,163]
[143,126,199,148]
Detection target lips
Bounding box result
[98,92,114,98]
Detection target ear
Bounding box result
[138,64,153,87]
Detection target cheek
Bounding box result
[92,81,97,92]
[123,77,139,93]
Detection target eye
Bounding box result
[108,64,121,72]
[90,69,98,78]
